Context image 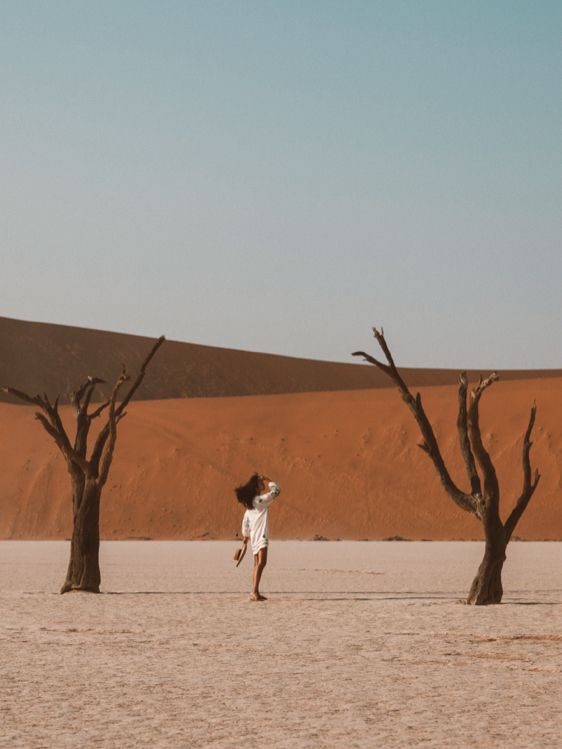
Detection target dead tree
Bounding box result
[353,328,540,605]
[3,336,165,593]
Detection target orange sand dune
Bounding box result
[2,316,562,404]
[1,377,561,540]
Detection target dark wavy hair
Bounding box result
[235,473,262,509]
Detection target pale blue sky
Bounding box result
[1,1,561,367]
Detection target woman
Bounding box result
[235,473,281,601]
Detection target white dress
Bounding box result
[241,482,281,555]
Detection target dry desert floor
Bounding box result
[2,541,562,748]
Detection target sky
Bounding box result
[1,1,561,368]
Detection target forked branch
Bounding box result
[353,328,476,515]
[504,404,541,541]
[3,386,79,467]
[72,377,107,456]
[115,336,165,417]
[97,370,129,487]
[457,373,481,496]
[2,335,165,479]
[71,377,105,414]
[467,374,500,507]
[89,400,110,420]
[90,336,166,473]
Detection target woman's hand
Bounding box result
[258,474,272,492]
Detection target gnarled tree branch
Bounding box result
[88,400,110,420]
[71,377,104,413]
[90,336,166,473]
[1,386,41,407]
[71,377,106,455]
[467,374,500,510]
[97,370,129,487]
[115,336,165,416]
[504,404,541,542]
[352,326,542,605]
[353,328,476,515]
[5,335,165,594]
[4,387,80,469]
[457,372,482,497]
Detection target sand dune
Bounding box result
[2,316,562,404]
[1,376,561,540]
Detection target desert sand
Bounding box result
[2,316,561,404]
[2,540,562,748]
[1,376,561,540]
[0,316,447,403]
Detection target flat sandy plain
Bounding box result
[2,541,562,749]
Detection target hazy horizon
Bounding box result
[2,2,561,368]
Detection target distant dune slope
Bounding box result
[2,316,562,404]
[1,377,561,540]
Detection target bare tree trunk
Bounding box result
[3,335,165,594]
[353,327,540,605]
[467,517,506,605]
[61,479,102,593]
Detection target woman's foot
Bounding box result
[249,593,268,601]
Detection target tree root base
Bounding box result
[60,585,101,595]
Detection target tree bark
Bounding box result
[3,335,165,595]
[467,517,506,605]
[60,479,102,593]
[352,327,541,605]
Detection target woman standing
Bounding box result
[235,473,281,601]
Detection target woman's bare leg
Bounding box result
[251,548,268,600]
